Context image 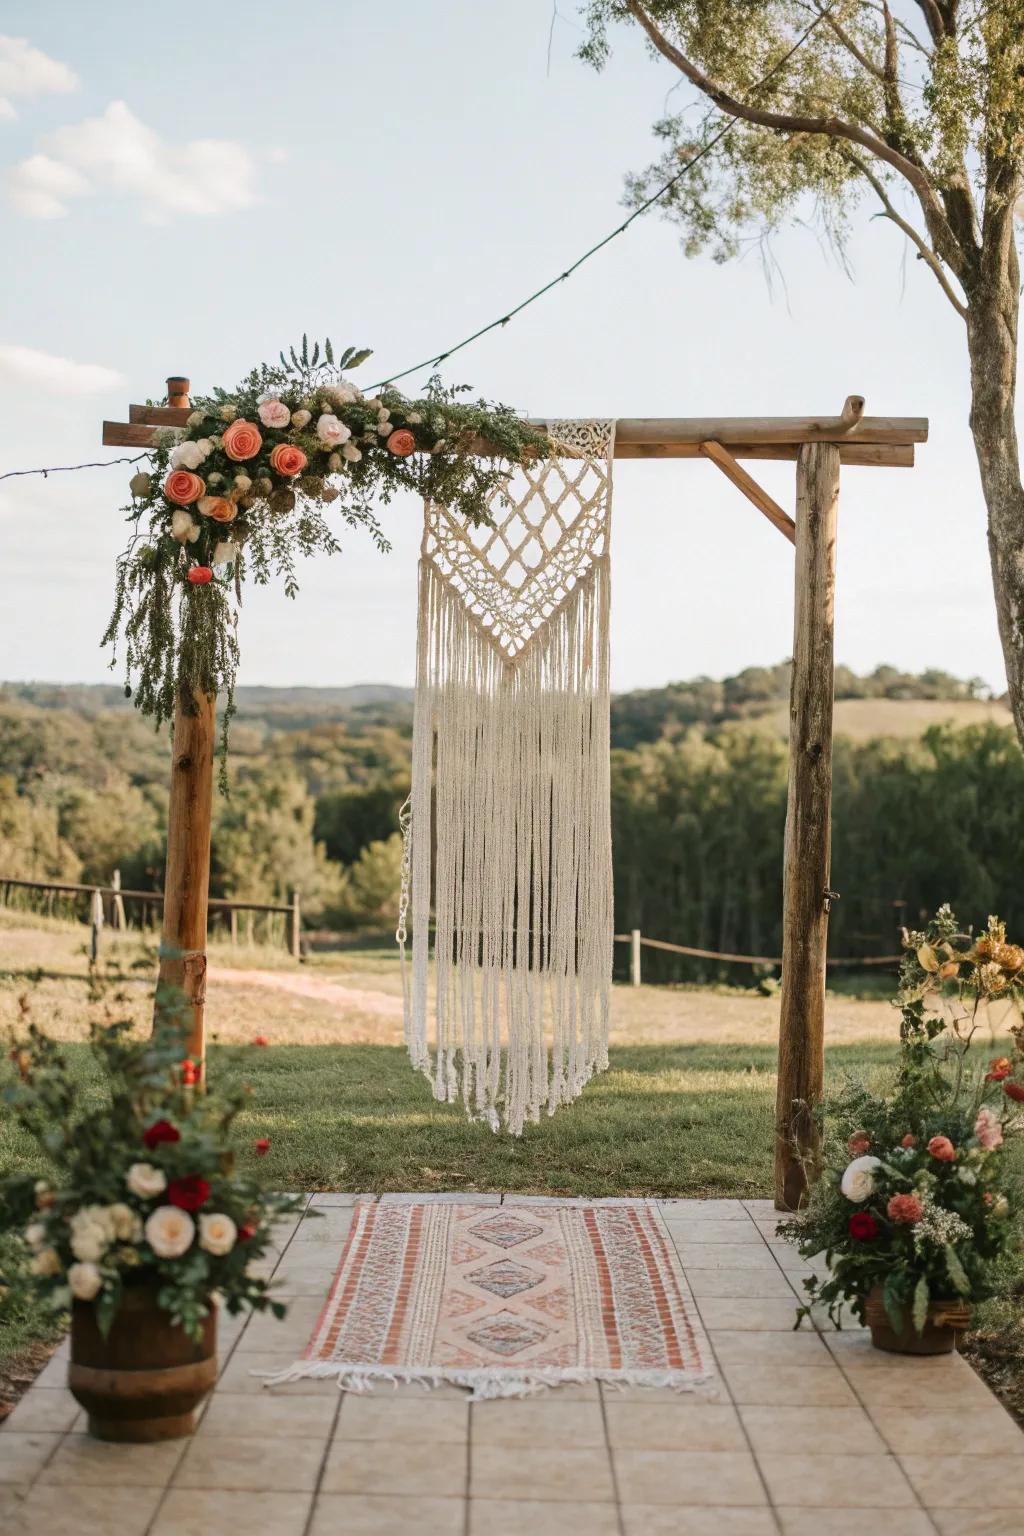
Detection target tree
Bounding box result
[581,1,1024,743]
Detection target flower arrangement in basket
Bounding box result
[1,987,298,1436]
[783,906,1024,1353]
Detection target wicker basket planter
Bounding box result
[68,1282,217,1442]
[865,1283,971,1355]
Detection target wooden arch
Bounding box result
[103,388,929,1210]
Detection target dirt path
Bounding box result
[211,966,404,1018]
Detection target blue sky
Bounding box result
[0,1,1001,693]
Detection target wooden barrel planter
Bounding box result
[68,1283,217,1442]
[865,1284,970,1356]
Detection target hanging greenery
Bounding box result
[104,339,548,775]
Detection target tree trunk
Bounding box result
[966,226,1024,746]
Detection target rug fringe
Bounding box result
[255,1361,716,1402]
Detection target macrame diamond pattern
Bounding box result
[422,419,614,663]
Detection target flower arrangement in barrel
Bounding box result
[104,338,547,765]
[784,905,1024,1336]
[0,990,297,1340]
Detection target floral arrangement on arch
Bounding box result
[104,338,547,770]
[0,992,297,1340]
[783,906,1024,1335]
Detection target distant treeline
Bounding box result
[1,667,1019,978]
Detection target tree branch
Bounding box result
[851,155,968,319]
[625,0,968,282]
[808,3,885,81]
[912,0,947,44]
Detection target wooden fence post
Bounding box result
[290,890,302,960]
[775,441,840,1211]
[90,888,104,962]
[111,867,126,930]
[630,929,642,988]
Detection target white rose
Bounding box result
[72,1206,117,1241]
[342,443,362,463]
[376,420,392,435]
[170,510,200,545]
[145,1206,195,1259]
[71,1224,108,1264]
[68,1262,103,1301]
[170,439,205,471]
[198,1212,238,1257]
[127,1162,167,1200]
[290,409,312,429]
[25,1222,46,1250]
[334,379,362,404]
[108,1204,142,1243]
[195,437,214,460]
[840,1154,881,1203]
[219,403,237,422]
[30,1248,61,1278]
[233,473,252,492]
[316,413,352,448]
[258,398,291,430]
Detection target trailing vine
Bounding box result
[103,338,548,781]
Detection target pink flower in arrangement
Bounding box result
[974,1106,1004,1151]
[386,428,416,457]
[257,398,291,430]
[269,443,308,478]
[164,470,205,506]
[900,1134,917,1148]
[887,1193,924,1225]
[198,496,237,524]
[222,419,263,461]
[847,1131,872,1156]
[187,567,213,585]
[927,1135,956,1162]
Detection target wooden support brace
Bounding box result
[699,441,796,544]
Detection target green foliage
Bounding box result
[0,986,299,1341]
[103,344,547,775]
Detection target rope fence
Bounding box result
[614,929,902,986]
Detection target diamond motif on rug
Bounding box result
[289,1200,712,1400]
[469,1213,545,1249]
[464,1309,550,1356]
[467,1259,542,1298]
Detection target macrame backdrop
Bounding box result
[400,420,615,1134]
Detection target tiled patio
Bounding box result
[3,1193,1023,1534]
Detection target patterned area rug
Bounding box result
[266,1201,712,1400]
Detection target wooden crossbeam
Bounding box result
[104,413,918,466]
[699,441,796,544]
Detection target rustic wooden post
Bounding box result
[630,929,642,987]
[290,890,302,960]
[775,441,840,1211]
[111,867,126,930]
[90,888,104,963]
[152,375,217,1073]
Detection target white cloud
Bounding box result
[0,343,124,396]
[7,99,260,221]
[0,35,78,118]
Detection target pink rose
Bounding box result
[847,1131,872,1156]
[222,419,263,461]
[974,1106,1004,1151]
[258,398,292,430]
[927,1135,956,1162]
[164,470,205,506]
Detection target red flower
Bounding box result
[179,1059,199,1086]
[848,1212,878,1241]
[900,1134,917,1148]
[1004,1081,1024,1104]
[987,1057,1013,1082]
[254,1138,271,1157]
[386,428,416,457]
[847,1131,872,1156]
[252,1035,269,1047]
[887,1193,924,1225]
[166,1175,211,1212]
[143,1119,181,1150]
[927,1135,956,1162]
[187,566,213,585]
[238,1223,257,1242]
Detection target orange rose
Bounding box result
[222,419,263,461]
[198,496,238,524]
[164,470,205,506]
[269,443,307,478]
[387,428,416,457]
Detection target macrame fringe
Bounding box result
[257,1360,715,1403]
